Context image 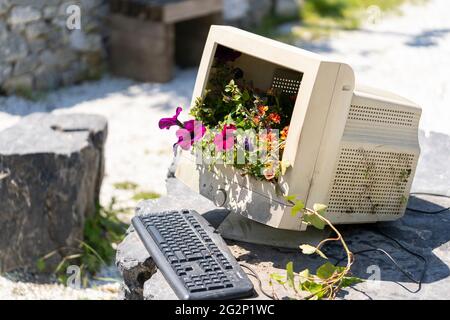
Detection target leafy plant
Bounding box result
[36,200,128,287]
[132,191,161,201]
[188,48,296,182]
[269,196,362,300]
[113,181,139,190]
[301,0,411,30]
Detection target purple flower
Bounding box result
[175,120,206,150]
[159,107,183,130]
[244,137,254,152]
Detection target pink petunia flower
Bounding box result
[214,124,236,152]
[175,120,206,150]
[159,107,183,130]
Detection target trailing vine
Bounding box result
[269,196,362,300]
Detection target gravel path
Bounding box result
[1,0,449,299]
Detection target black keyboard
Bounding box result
[132,210,254,300]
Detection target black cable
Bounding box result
[333,226,427,294]
[407,192,450,214]
[240,263,275,300]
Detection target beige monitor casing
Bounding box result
[175,26,421,231]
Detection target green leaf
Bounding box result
[303,212,325,229]
[302,281,324,298]
[313,203,328,215]
[316,262,337,280]
[341,276,363,288]
[36,258,46,272]
[290,201,305,217]
[284,195,297,202]
[298,269,310,284]
[270,273,286,285]
[286,262,295,288]
[242,90,250,102]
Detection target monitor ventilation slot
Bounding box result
[271,68,302,95]
[328,148,415,215]
[348,105,415,127]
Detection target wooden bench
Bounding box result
[108,0,223,82]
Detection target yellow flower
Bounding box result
[258,105,268,116]
[281,126,289,140]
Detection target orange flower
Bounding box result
[281,126,289,140]
[268,113,281,124]
[258,105,268,116]
[253,115,260,125]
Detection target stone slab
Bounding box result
[0,113,107,272]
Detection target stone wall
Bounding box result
[0,0,301,95]
[0,0,107,94]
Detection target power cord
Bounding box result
[333,226,428,294]
[407,192,450,214]
[241,192,448,298]
[332,191,450,293]
[240,263,276,300]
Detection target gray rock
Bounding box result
[60,63,84,86]
[39,50,60,67]
[0,0,10,16]
[0,113,108,272]
[0,63,12,84]
[25,21,52,40]
[8,6,42,25]
[143,270,177,300]
[69,30,102,52]
[27,37,46,54]
[2,74,33,93]
[34,64,60,90]
[0,32,28,63]
[0,21,8,41]
[12,53,39,76]
[116,228,157,300]
[223,0,273,28]
[8,0,55,10]
[43,5,58,19]
[275,0,302,16]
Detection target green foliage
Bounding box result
[290,200,305,217]
[113,181,139,190]
[269,196,362,300]
[190,54,295,182]
[81,203,127,274]
[36,258,46,272]
[286,262,295,288]
[36,200,127,286]
[303,210,326,230]
[301,0,410,30]
[132,191,161,201]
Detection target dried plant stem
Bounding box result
[302,208,354,299]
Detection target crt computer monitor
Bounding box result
[175,26,421,232]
